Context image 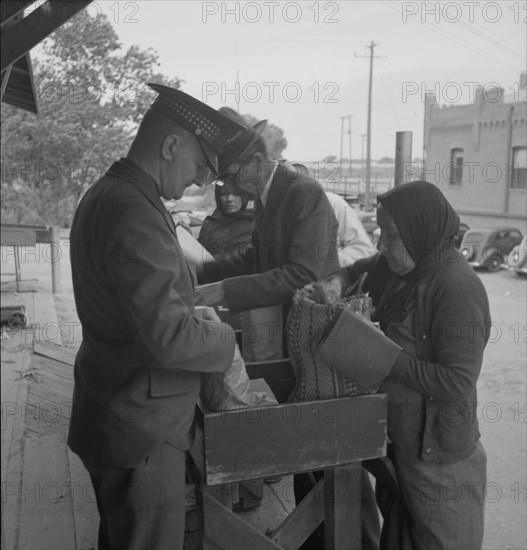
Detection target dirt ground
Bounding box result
[3,241,526,549]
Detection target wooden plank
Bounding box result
[202,491,283,550]
[1,345,32,550]
[0,226,36,246]
[24,355,73,437]
[33,292,62,346]
[267,475,295,516]
[203,394,387,485]
[237,481,290,537]
[324,464,362,550]
[1,1,93,71]
[270,478,325,550]
[34,341,76,366]
[13,346,77,549]
[18,433,76,550]
[1,223,50,244]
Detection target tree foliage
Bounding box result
[1,11,181,226]
[1,11,288,226]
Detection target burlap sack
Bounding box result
[286,288,372,402]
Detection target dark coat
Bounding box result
[68,159,235,467]
[339,251,490,463]
[201,164,339,311]
[198,208,254,261]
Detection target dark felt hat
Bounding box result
[216,107,268,177]
[147,83,246,154]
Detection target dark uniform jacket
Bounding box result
[200,164,339,311]
[68,159,235,467]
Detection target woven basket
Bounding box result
[286,289,372,402]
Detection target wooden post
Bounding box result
[49,226,61,293]
[394,131,413,186]
[324,463,362,550]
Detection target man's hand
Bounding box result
[194,282,226,307]
[302,277,343,305]
[194,305,222,323]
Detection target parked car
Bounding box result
[454,223,470,248]
[507,235,527,276]
[460,227,523,272]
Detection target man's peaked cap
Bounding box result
[147,83,246,154]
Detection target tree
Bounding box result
[322,155,338,164]
[1,10,181,226]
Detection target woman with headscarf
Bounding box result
[315,181,490,550]
[198,181,254,261]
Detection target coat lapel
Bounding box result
[259,167,289,243]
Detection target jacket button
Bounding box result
[425,447,432,455]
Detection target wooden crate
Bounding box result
[190,358,387,550]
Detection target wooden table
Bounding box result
[191,358,387,550]
[1,223,61,292]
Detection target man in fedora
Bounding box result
[68,84,245,550]
[194,108,339,316]
[194,109,380,550]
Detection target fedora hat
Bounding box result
[216,107,268,178]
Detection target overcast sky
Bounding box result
[53,1,527,161]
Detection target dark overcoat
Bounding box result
[201,164,339,311]
[68,159,235,467]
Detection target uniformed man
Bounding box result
[68,84,245,550]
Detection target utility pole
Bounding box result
[360,133,367,185]
[235,41,240,113]
[355,42,386,211]
[339,115,352,197]
[347,116,352,181]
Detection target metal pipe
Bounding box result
[49,225,61,293]
[394,132,413,186]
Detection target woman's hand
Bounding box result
[303,277,343,304]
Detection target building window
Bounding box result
[449,148,463,185]
[511,147,526,189]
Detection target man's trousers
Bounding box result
[80,441,186,550]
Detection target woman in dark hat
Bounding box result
[317,181,490,549]
[198,181,254,261]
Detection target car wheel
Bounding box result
[8,311,27,328]
[487,256,503,273]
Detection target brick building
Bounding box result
[423,72,526,233]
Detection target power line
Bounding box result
[381,1,520,73]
